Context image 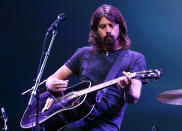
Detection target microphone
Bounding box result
[48,13,67,32]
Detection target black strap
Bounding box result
[96,49,129,102]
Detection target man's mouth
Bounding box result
[104,34,115,46]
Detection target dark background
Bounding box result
[1,0,182,131]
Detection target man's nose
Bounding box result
[106,26,111,33]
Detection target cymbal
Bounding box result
[157,89,182,105]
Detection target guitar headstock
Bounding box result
[134,69,162,80]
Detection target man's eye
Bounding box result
[99,25,106,29]
[110,24,115,28]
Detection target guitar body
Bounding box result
[20,81,94,131]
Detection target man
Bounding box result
[46,4,147,131]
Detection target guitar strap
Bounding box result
[96,49,131,102]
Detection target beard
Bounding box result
[103,33,115,46]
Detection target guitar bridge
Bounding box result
[42,97,54,113]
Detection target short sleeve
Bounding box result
[130,53,146,72]
[64,48,83,75]
[129,52,148,84]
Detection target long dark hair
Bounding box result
[88,4,131,53]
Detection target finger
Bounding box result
[122,72,130,79]
[52,85,67,91]
[52,79,66,83]
[118,72,132,90]
[65,80,69,83]
[53,83,68,87]
[52,88,67,92]
[53,80,69,88]
[53,83,68,89]
[54,84,67,89]
[54,80,68,85]
[124,77,129,85]
[123,72,132,81]
[118,80,129,89]
[121,76,129,85]
[118,81,124,88]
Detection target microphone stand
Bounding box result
[1,107,8,131]
[27,27,58,131]
[21,13,67,97]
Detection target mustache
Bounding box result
[104,33,114,41]
[103,33,115,46]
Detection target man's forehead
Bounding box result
[98,16,115,25]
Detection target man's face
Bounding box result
[97,16,120,46]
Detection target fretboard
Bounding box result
[76,76,124,97]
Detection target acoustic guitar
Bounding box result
[20,69,161,130]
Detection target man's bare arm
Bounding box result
[118,72,142,104]
[46,65,74,92]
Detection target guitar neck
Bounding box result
[58,69,161,102]
[77,76,125,97]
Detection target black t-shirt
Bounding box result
[65,46,147,131]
